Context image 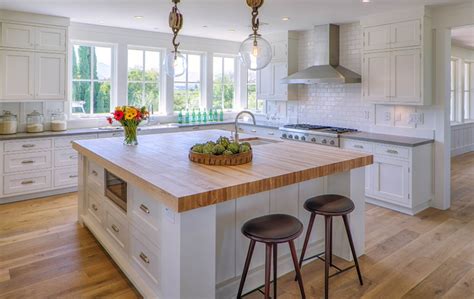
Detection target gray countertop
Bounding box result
[342,132,434,147]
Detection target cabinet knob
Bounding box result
[92,204,98,211]
[91,170,98,176]
[140,204,150,214]
[111,224,120,233]
[139,252,150,264]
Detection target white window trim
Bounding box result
[126,46,165,114]
[212,54,238,111]
[246,69,266,115]
[68,40,117,119]
[451,57,474,125]
[173,51,205,111]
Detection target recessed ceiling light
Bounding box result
[134,16,144,19]
[203,25,208,28]
[282,17,290,21]
[228,29,236,32]
[362,0,370,2]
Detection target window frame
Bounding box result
[173,52,204,111]
[246,69,265,114]
[463,61,472,121]
[70,41,116,117]
[212,55,237,111]
[127,46,164,114]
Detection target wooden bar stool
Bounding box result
[237,214,306,299]
[297,194,363,299]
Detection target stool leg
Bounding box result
[237,240,256,299]
[289,240,306,299]
[329,216,333,267]
[273,244,277,299]
[324,216,331,299]
[295,212,316,281]
[265,243,272,299]
[342,215,364,286]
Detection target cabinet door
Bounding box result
[363,25,391,51]
[35,27,67,52]
[372,156,410,207]
[272,41,288,61]
[0,51,35,100]
[1,23,35,49]
[362,52,390,102]
[35,53,65,100]
[257,64,274,100]
[390,20,421,49]
[273,62,288,99]
[390,49,421,104]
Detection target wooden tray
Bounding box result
[189,149,253,166]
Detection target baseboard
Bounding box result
[366,197,430,216]
[451,145,474,157]
[0,186,77,205]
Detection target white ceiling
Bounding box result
[0,0,470,41]
[452,25,474,50]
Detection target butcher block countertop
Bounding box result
[73,130,373,212]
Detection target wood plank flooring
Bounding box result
[0,152,473,298]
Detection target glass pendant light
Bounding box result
[164,0,187,77]
[239,0,272,71]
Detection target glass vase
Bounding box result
[123,126,138,146]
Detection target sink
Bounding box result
[240,137,282,146]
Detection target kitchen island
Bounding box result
[72,130,373,299]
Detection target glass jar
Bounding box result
[0,111,18,135]
[26,110,44,133]
[51,112,67,131]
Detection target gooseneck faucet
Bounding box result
[234,110,256,143]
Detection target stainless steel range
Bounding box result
[279,124,357,147]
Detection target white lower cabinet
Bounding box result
[341,138,432,215]
[54,167,78,187]
[4,170,52,195]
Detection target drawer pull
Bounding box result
[140,204,150,214]
[91,170,98,176]
[354,145,364,149]
[139,252,150,264]
[22,144,35,148]
[251,129,257,133]
[268,132,275,136]
[111,224,120,233]
[92,204,98,211]
[69,155,77,160]
[21,180,34,185]
[69,174,78,178]
[387,149,399,154]
[21,160,35,164]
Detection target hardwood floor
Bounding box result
[0,153,473,298]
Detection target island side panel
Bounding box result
[77,153,86,226]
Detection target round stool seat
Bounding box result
[242,214,303,243]
[304,194,355,216]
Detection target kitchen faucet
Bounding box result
[234,110,256,143]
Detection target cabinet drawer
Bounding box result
[4,139,52,152]
[87,160,104,187]
[54,167,78,187]
[4,170,52,195]
[105,203,129,252]
[130,188,161,246]
[54,134,97,148]
[130,227,160,287]
[87,190,104,225]
[54,148,78,167]
[341,139,374,153]
[375,144,409,159]
[4,151,52,173]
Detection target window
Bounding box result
[450,59,457,122]
[247,70,264,112]
[127,49,161,112]
[174,53,202,111]
[72,44,113,114]
[464,62,471,120]
[213,56,236,110]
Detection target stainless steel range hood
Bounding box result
[281,24,361,84]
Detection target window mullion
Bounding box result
[90,46,94,114]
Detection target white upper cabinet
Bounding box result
[1,23,35,49]
[361,9,431,106]
[35,53,65,100]
[35,27,66,52]
[390,20,421,49]
[0,50,35,100]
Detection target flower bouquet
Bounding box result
[107,106,149,145]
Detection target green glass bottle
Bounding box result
[219,109,224,122]
[209,108,213,122]
[197,108,202,123]
[177,110,183,124]
[191,108,196,123]
[185,109,190,124]
[203,109,207,123]
[213,109,218,122]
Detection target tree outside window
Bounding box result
[174,53,202,111]
[72,44,112,114]
[127,49,161,112]
[247,70,264,112]
[213,56,235,110]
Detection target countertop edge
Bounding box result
[342,135,434,147]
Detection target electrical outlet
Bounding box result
[395,112,402,122]
[363,110,370,120]
[409,113,424,125]
[164,207,175,223]
[384,112,392,122]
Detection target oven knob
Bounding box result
[321,139,327,144]
[330,140,335,145]
[282,133,287,138]
[288,134,293,139]
[294,135,300,140]
[311,138,317,142]
[301,136,306,141]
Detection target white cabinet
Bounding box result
[257,66,273,99]
[257,63,290,101]
[35,52,65,100]
[35,27,66,52]
[0,50,35,100]
[341,138,432,215]
[362,52,390,102]
[0,23,35,49]
[361,11,431,106]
